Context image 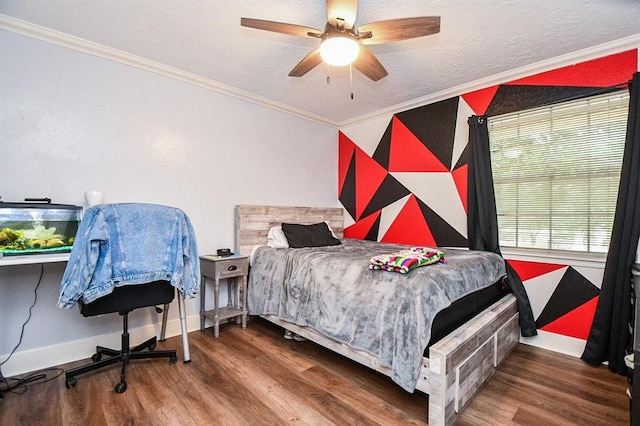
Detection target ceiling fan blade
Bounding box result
[327,0,358,29]
[241,18,322,38]
[289,49,324,77]
[358,16,440,45]
[352,46,388,81]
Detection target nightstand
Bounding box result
[199,254,249,338]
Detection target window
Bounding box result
[488,90,628,254]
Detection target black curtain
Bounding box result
[467,116,537,336]
[582,72,640,374]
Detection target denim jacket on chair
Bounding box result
[58,203,200,308]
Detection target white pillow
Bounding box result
[266,225,289,248]
[325,221,339,239]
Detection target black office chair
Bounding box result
[64,280,178,393]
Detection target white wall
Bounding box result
[0,29,338,376]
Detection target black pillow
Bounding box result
[281,222,341,248]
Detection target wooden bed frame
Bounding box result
[235,205,519,425]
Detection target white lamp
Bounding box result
[320,34,359,66]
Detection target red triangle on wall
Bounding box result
[388,117,448,173]
[507,259,566,282]
[461,85,500,115]
[506,50,637,88]
[540,296,599,340]
[344,211,380,240]
[355,147,388,221]
[451,164,468,213]
[381,195,436,246]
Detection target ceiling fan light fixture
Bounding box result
[319,34,359,66]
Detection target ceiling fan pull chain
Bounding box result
[326,62,331,85]
[350,64,354,100]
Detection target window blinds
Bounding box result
[488,90,629,253]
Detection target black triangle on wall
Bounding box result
[416,198,468,247]
[364,214,381,241]
[394,97,459,170]
[535,266,600,328]
[339,153,357,222]
[360,174,412,220]
[372,120,393,170]
[485,85,617,117]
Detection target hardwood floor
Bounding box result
[0,318,630,425]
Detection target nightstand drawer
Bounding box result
[216,258,248,279]
[200,256,247,277]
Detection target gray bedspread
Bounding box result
[247,239,506,392]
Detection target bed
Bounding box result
[235,205,520,425]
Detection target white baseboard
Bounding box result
[1,314,201,378]
[520,329,587,358]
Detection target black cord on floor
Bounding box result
[0,264,45,400]
[0,367,65,396]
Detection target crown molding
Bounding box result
[339,34,640,128]
[2,14,637,130]
[0,14,339,128]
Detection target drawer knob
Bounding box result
[228,265,237,271]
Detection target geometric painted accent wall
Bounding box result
[340,97,469,247]
[339,48,638,342]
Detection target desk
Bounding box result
[0,252,70,266]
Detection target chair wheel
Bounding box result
[65,377,77,389]
[92,353,101,362]
[114,382,127,393]
[169,356,178,364]
[149,343,156,351]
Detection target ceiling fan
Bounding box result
[240,0,440,81]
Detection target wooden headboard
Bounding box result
[234,205,344,256]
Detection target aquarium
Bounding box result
[0,202,83,256]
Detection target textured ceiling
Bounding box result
[1,1,639,126]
